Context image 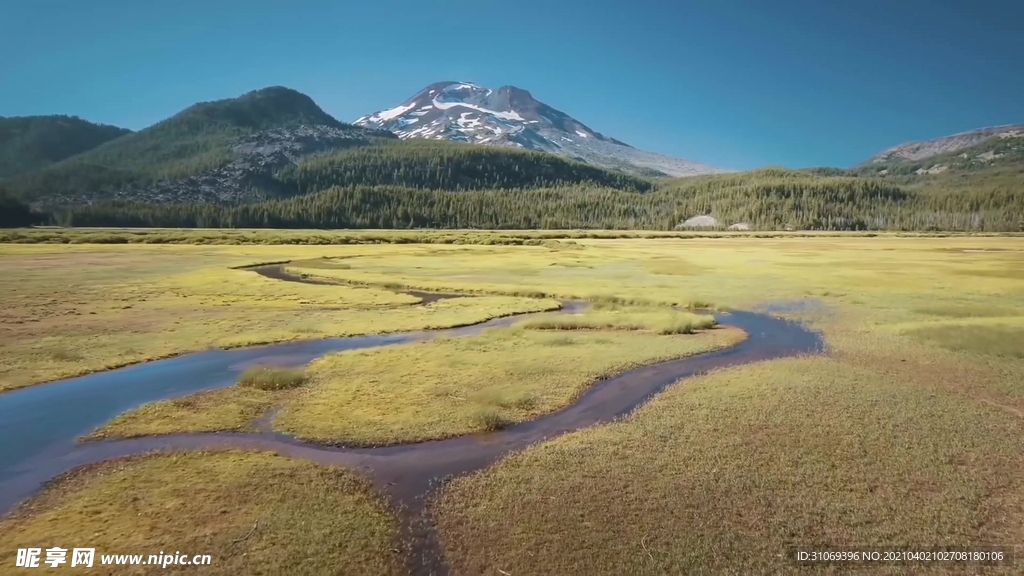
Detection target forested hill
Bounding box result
[8,128,655,206]
[0,115,130,179]
[53,168,1023,231]
[5,87,395,205]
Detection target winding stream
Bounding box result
[0,265,824,575]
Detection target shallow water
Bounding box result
[0,305,819,514]
[0,305,583,490]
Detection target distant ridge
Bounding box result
[863,123,1024,164]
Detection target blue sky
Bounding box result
[2,0,1021,170]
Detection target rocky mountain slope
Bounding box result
[354,81,729,178]
[0,115,130,179]
[109,124,392,204]
[852,123,1024,184]
[863,124,1024,164]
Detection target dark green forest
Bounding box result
[0,115,130,179]
[0,189,44,227]
[52,169,1024,231]
[276,139,653,194]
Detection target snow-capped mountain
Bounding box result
[354,81,729,177]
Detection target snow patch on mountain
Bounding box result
[354,81,729,177]
[432,99,525,121]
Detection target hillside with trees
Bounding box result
[5,87,392,204]
[0,115,130,179]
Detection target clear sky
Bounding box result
[2,0,1021,170]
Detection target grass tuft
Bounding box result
[472,408,512,431]
[170,397,196,409]
[237,366,307,391]
[659,316,718,334]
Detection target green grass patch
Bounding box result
[522,306,717,335]
[85,386,283,440]
[905,323,1024,359]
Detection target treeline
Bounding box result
[277,140,654,193]
[51,174,1024,231]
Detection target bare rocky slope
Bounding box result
[864,124,1024,164]
[106,124,390,204]
[354,81,730,178]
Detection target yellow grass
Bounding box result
[273,323,744,445]
[417,234,1024,575]
[437,357,1024,575]
[0,450,403,576]
[0,244,558,392]
[84,387,283,440]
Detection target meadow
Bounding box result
[0,451,403,576]
[2,231,1023,574]
[0,244,559,393]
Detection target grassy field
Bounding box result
[0,244,559,392]
[418,236,1024,575]
[437,357,1024,575]
[3,231,1024,573]
[0,450,403,575]
[91,306,742,444]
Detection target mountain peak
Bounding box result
[354,81,728,177]
[496,85,534,98]
[171,86,345,131]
